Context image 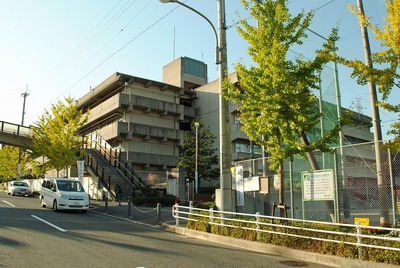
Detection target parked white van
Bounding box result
[40,178,90,212]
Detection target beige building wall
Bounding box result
[77,72,197,189]
[163,57,208,89]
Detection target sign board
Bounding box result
[302,170,334,201]
[77,160,84,181]
[244,176,260,192]
[273,174,280,190]
[260,177,269,194]
[236,166,244,206]
[354,218,370,226]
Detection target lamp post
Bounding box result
[160,0,232,212]
[194,121,199,194]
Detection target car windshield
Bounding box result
[56,180,85,192]
[14,182,28,187]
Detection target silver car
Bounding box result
[8,181,32,196]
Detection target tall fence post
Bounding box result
[128,198,131,218]
[356,222,362,259]
[209,208,214,224]
[255,212,261,240]
[157,203,161,225]
[388,147,397,227]
[255,212,260,231]
[104,192,109,213]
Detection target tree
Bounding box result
[0,146,28,182]
[0,146,42,182]
[178,121,219,189]
[223,0,347,217]
[30,97,88,176]
[340,0,399,149]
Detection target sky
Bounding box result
[0,0,397,140]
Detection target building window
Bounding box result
[183,58,206,79]
[235,142,250,153]
[235,142,262,155]
[233,112,241,124]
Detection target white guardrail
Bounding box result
[172,203,400,259]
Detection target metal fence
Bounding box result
[172,203,400,262]
[234,140,400,226]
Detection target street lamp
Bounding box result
[194,121,200,194]
[160,0,233,212]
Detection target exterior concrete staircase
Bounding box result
[84,133,148,202]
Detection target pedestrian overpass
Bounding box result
[0,121,32,148]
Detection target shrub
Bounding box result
[185,213,400,265]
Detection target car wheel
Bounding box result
[40,197,46,208]
[53,200,58,212]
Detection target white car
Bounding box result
[8,181,32,196]
[40,178,90,212]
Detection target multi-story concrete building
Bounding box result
[77,57,208,199]
[77,56,375,205]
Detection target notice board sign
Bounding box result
[302,169,334,201]
[244,176,260,192]
[236,166,244,206]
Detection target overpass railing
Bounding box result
[0,121,32,137]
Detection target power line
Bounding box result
[59,0,127,70]
[63,4,182,93]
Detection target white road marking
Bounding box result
[31,215,67,232]
[2,200,16,207]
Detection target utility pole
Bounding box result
[357,0,388,221]
[160,0,233,212]
[217,0,233,212]
[17,86,29,178]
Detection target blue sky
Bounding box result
[0,0,396,139]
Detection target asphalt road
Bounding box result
[0,192,333,268]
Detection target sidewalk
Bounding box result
[89,199,177,227]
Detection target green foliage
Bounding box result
[0,146,40,182]
[340,0,400,146]
[30,97,88,175]
[187,211,212,232]
[178,121,219,186]
[132,193,176,206]
[223,0,345,173]
[194,202,216,210]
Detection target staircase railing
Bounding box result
[84,132,148,189]
[84,153,114,194]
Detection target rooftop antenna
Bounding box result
[173,27,176,60]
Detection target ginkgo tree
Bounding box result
[0,146,28,182]
[223,0,348,217]
[30,97,88,176]
[339,0,400,150]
